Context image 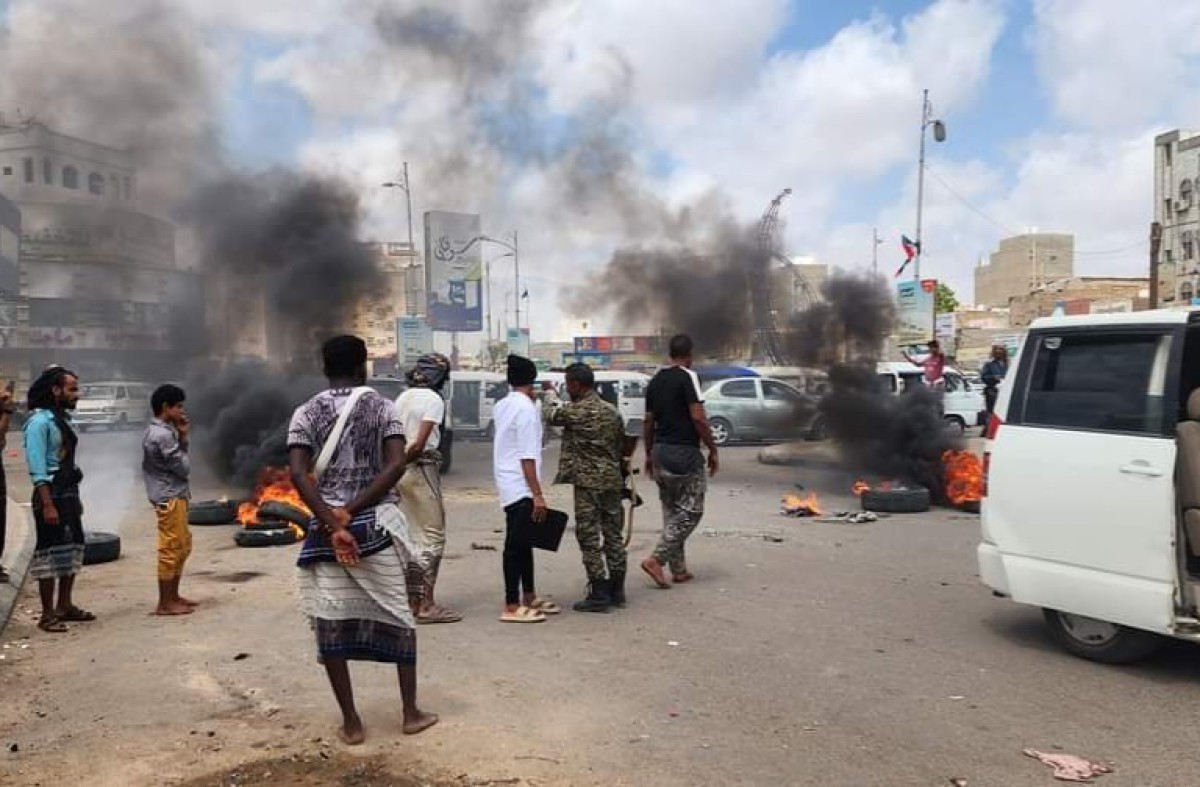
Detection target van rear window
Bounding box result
[1018,332,1171,435]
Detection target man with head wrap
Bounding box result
[395,353,461,624]
[493,354,558,622]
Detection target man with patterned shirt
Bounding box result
[546,362,632,612]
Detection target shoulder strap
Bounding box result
[314,387,370,481]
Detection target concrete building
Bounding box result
[1153,130,1200,306]
[351,241,423,375]
[775,257,827,313]
[1007,276,1150,329]
[0,120,198,385]
[974,234,1074,308]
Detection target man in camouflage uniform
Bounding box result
[545,363,630,612]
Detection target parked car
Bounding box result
[368,376,454,474]
[74,381,152,431]
[980,309,1200,663]
[876,362,985,434]
[702,377,824,445]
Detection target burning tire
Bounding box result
[234,527,299,548]
[860,487,930,514]
[189,500,241,526]
[83,531,121,565]
[1042,609,1161,664]
[256,500,310,527]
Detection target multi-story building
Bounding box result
[1007,276,1150,328]
[0,119,199,384]
[974,233,1074,308]
[1153,129,1200,305]
[351,241,424,375]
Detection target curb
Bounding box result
[0,496,33,634]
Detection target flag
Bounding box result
[521,289,529,299]
[895,235,921,277]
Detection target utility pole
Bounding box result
[1150,222,1162,309]
[872,227,882,275]
[914,89,946,282]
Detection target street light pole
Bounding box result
[914,89,946,282]
[872,227,882,275]
[513,231,521,339]
[402,161,413,252]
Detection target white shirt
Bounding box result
[492,391,543,507]
[396,387,445,452]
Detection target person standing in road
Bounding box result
[640,334,718,589]
[24,367,93,633]
[142,384,196,617]
[289,335,437,744]
[395,352,461,624]
[493,354,559,623]
[545,362,631,613]
[0,385,15,584]
[981,344,1009,422]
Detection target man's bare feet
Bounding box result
[640,557,670,589]
[153,602,194,616]
[179,597,199,607]
[402,710,439,735]
[338,716,366,746]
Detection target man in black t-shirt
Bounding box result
[640,334,718,589]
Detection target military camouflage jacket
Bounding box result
[547,390,625,490]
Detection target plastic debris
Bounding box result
[1023,749,1113,782]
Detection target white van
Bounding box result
[446,371,507,439]
[979,309,1200,663]
[594,370,650,437]
[876,362,986,434]
[74,381,153,431]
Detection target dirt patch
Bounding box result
[177,753,458,787]
[197,571,265,584]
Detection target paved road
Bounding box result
[1,434,1199,785]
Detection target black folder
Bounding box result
[529,508,569,552]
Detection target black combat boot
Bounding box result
[609,571,627,608]
[572,579,612,613]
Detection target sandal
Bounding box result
[525,597,560,615]
[58,606,97,622]
[499,605,546,623]
[417,605,463,625]
[37,615,68,633]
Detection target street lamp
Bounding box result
[381,161,415,252]
[913,89,946,281]
[451,232,524,347]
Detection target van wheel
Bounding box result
[944,416,965,435]
[1042,609,1161,664]
[709,418,733,446]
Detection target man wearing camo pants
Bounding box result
[640,334,718,589]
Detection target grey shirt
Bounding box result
[142,418,190,505]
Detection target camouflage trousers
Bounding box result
[574,487,626,582]
[651,459,706,575]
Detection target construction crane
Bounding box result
[751,188,817,363]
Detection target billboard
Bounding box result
[934,312,957,345]
[895,279,937,345]
[397,316,433,365]
[506,327,530,357]
[424,211,482,332]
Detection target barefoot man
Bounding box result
[289,335,438,744]
[142,384,196,616]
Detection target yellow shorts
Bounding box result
[155,498,193,581]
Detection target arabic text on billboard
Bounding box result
[506,327,531,357]
[397,317,433,365]
[424,211,483,332]
[895,279,937,345]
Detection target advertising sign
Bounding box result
[397,316,433,365]
[506,327,530,357]
[424,211,483,332]
[895,279,937,345]
[934,312,957,345]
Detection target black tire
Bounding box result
[189,499,241,526]
[805,416,828,442]
[1042,609,1162,664]
[959,499,981,514]
[709,417,734,446]
[945,416,966,435]
[256,500,310,526]
[244,519,291,532]
[83,531,121,565]
[234,527,298,548]
[861,486,931,514]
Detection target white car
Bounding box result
[876,362,986,434]
[980,309,1200,663]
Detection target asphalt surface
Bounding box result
[1,431,1199,785]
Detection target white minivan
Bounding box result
[594,370,650,437]
[446,370,507,439]
[876,362,986,434]
[74,381,152,431]
[979,309,1200,663]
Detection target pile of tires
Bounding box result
[860,487,931,514]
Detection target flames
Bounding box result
[942,450,983,506]
[852,480,896,495]
[781,491,822,517]
[238,466,311,539]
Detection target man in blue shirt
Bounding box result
[24,367,90,633]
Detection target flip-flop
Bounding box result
[417,605,463,624]
[58,606,96,622]
[526,597,560,615]
[499,605,546,623]
[37,615,68,633]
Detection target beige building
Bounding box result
[1153,129,1200,306]
[774,257,827,314]
[351,241,423,374]
[974,233,1074,308]
[1007,276,1149,328]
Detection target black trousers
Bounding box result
[503,498,536,605]
[0,465,7,564]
